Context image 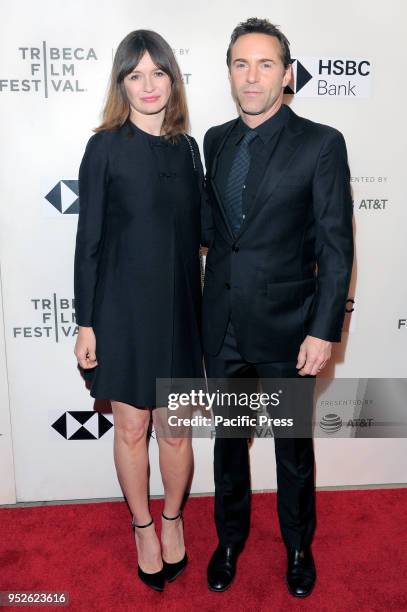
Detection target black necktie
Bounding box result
[224,129,257,234]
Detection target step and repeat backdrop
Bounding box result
[0,0,406,504]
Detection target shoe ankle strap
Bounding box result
[161,511,182,521]
[131,516,153,529]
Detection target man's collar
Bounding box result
[233,103,289,145]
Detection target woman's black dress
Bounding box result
[74,119,204,407]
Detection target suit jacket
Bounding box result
[201,104,354,362]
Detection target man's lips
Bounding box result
[141,96,160,102]
[243,91,263,96]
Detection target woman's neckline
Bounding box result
[127,118,163,139]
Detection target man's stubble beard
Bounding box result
[236,90,283,117]
[238,101,267,116]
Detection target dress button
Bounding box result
[232,246,239,252]
[225,282,231,290]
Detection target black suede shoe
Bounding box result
[286,547,316,597]
[207,544,242,592]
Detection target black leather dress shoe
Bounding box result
[207,544,242,592]
[286,547,316,597]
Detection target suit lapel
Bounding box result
[235,108,304,241]
[209,119,239,241]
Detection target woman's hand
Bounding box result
[74,326,98,369]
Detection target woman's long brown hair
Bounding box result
[95,30,189,140]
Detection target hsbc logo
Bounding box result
[319,59,370,76]
[44,179,78,215]
[285,57,372,98]
[52,411,113,439]
[285,59,313,93]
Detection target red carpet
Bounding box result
[1,489,407,611]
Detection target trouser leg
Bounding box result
[205,320,255,547]
[257,363,317,550]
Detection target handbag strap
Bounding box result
[182,132,206,290]
[183,133,197,171]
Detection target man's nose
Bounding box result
[246,65,259,83]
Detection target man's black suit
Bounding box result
[201,104,354,551]
[202,104,353,361]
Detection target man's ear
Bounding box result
[282,64,292,87]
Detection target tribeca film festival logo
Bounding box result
[13,295,78,342]
[0,43,98,97]
[285,57,371,98]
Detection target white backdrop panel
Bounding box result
[0,0,406,501]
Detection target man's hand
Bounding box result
[296,335,332,376]
[74,326,98,369]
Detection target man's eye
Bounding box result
[236,63,246,69]
[262,63,272,68]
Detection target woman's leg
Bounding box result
[111,400,162,573]
[152,409,193,563]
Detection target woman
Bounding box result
[73,30,204,592]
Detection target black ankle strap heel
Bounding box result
[162,511,183,521]
[131,516,153,530]
[131,516,165,592]
[161,511,188,582]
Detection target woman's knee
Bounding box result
[117,423,150,447]
[112,403,151,447]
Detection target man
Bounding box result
[201,18,354,597]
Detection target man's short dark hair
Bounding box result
[226,17,291,69]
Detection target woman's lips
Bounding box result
[141,96,160,102]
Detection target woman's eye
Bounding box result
[130,74,140,80]
[154,71,165,77]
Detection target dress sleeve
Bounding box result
[74,132,109,327]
